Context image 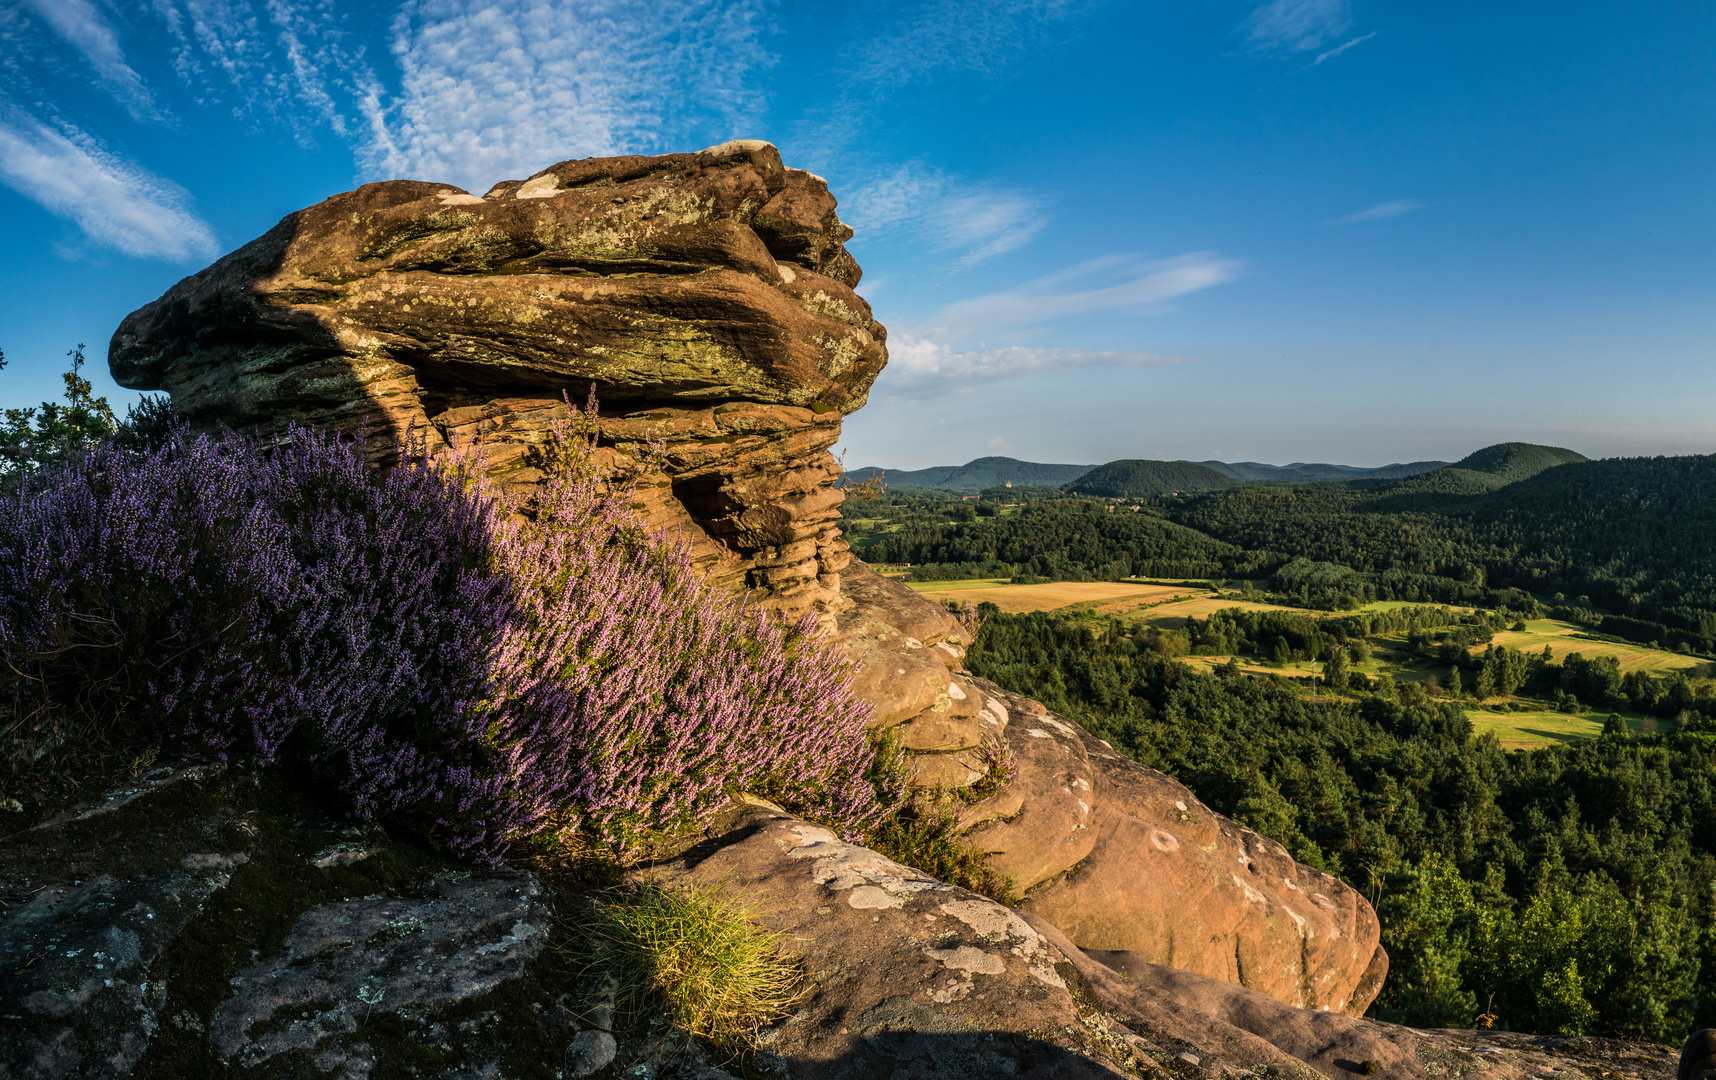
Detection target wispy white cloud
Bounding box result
[358,0,771,193]
[843,162,1045,265]
[885,334,1193,389]
[930,253,1243,338]
[844,0,1093,88]
[878,253,1237,393]
[0,108,219,260]
[1328,198,1424,225]
[150,0,368,140]
[20,0,162,120]
[1314,30,1376,65]
[1242,0,1352,54]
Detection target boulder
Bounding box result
[958,681,1386,1016]
[109,142,883,613]
[209,872,552,1078]
[643,801,1152,1078]
[1028,913,1684,1080]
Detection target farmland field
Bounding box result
[1136,595,1321,624]
[903,578,1200,614]
[1485,619,1706,674]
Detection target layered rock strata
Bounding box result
[110,141,877,612]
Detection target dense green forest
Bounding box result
[857,497,1260,581]
[1171,453,1716,652]
[848,443,1716,655]
[965,607,1716,1040]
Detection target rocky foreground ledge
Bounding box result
[0,762,1682,1080]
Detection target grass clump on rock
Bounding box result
[579,881,800,1052]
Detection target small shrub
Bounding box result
[866,788,1017,905]
[959,734,1017,803]
[578,882,799,1049]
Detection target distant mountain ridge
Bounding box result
[843,457,1095,492]
[1201,459,1450,483]
[853,444,1581,497]
[854,455,1450,496]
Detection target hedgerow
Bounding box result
[0,403,898,861]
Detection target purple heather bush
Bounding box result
[0,405,897,862]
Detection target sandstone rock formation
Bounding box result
[110,141,879,612]
[830,569,1387,1015]
[107,141,1391,1017]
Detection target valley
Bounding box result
[851,441,1716,1039]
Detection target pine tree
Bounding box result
[1325,647,1351,690]
[0,343,116,479]
[1475,659,1497,701]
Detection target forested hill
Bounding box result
[844,456,1094,491]
[1368,442,1593,496]
[1064,458,1239,496]
[1454,441,1589,482]
[1172,452,1716,650]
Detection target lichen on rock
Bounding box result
[109,141,880,615]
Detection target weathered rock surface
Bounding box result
[0,770,619,1080]
[950,680,1384,1015]
[1031,913,1682,1080]
[0,769,1683,1080]
[979,682,1384,1014]
[0,766,253,1080]
[210,872,551,1077]
[646,800,1146,1079]
[110,141,881,612]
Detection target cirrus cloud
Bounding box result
[1328,198,1424,225]
[930,252,1244,338]
[357,0,772,193]
[885,334,1193,389]
[842,162,1046,266]
[1242,0,1352,54]
[0,108,219,261]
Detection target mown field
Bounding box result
[903,578,1201,615]
[1464,709,1617,749]
[1487,619,1707,674]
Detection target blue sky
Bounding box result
[1,1,1712,469]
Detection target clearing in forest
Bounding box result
[1465,708,1660,750]
[1485,620,1706,675]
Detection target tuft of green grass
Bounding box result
[577,882,799,1051]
